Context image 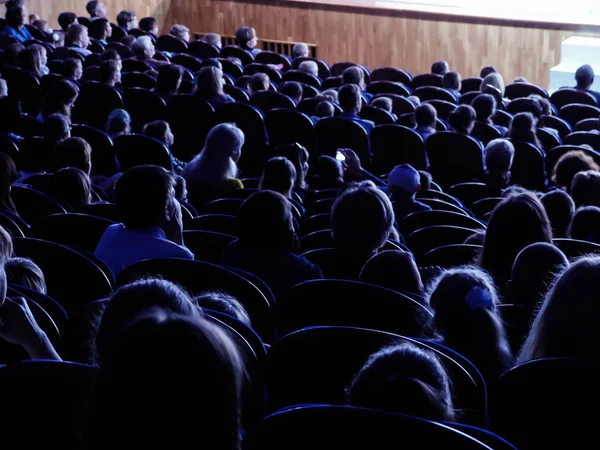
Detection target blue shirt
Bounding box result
[341,111,375,134]
[2,25,33,43]
[69,45,92,57]
[94,223,194,275]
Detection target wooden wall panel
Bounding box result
[26,0,600,87]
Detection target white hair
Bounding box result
[485,138,515,174]
[132,35,154,58]
[292,42,309,59]
[298,60,319,78]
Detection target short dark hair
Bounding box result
[472,93,496,122]
[58,12,77,32]
[513,97,543,119]
[62,58,82,79]
[67,23,87,44]
[53,137,92,172]
[541,190,575,239]
[139,17,157,33]
[200,58,222,70]
[415,103,437,128]
[52,167,91,208]
[480,66,498,78]
[248,73,269,93]
[43,113,71,142]
[279,81,302,102]
[5,5,25,28]
[235,26,255,46]
[575,65,595,89]
[338,83,362,113]
[89,17,110,40]
[86,1,100,16]
[115,165,176,229]
[448,105,476,134]
[156,63,183,94]
[571,170,600,208]
[371,97,392,112]
[99,60,119,83]
[342,66,364,86]
[116,10,136,27]
[100,48,120,63]
[431,61,449,75]
[442,71,461,90]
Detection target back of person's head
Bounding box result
[513,97,543,120]
[156,63,183,94]
[332,181,395,254]
[508,112,540,147]
[259,156,297,198]
[195,291,251,326]
[120,34,137,48]
[132,35,154,59]
[62,58,83,80]
[481,72,505,96]
[321,89,338,103]
[235,26,256,48]
[571,170,600,208]
[43,113,71,142]
[51,167,92,208]
[100,48,120,64]
[201,32,222,48]
[115,165,176,230]
[170,24,190,42]
[105,109,131,137]
[116,9,136,28]
[342,66,364,88]
[448,105,476,134]
[541,190,575,238]
[431,61,449,76]
[238,190,295,251]
[139,17,158,33]
[248,72,269,94]
[143,120,173,146]
[442,71,461,90]
[292,42,309,58]
[359,250,423,296]
[99,59,120,84]
[53,137,91,173]
[552,150,600,190]
[278,81,302,103]
[371,96,392,113]
[347,342,454,422]
[314,100,334,118]
[89,17,110,40]
[575,64,595,89]
[274,143,309,191]
[415,103,437,128]
[5,256,46,294]
[17,46,41,76]
[58,11,77,32]
[0,225,12,264]
[530,94,552,116]
[86,0,106,18]
[298,60,318,78]
[90,310,243,449]
[387,164,423,202]
[509,242,568,307]
[519,256,600,362]
[0,153,17,213]
[569,206,600,243]
[338,83,362,113]
[480,66,498,78]
[479,192,553,285]
[42,79,78,119]
[309,155,343,190]
[194,66,224,99]
[485,138,514,182]
[472,93,497,122]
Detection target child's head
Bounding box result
[143,120,174,146]
[52,167,92,208]
[247,72,270,95]
[5,257,46,294]
[387,164,422,201]
[43,113,71,143]
[472,93,497,122]
[259,156,297,199]
[415,103,437,129]
[431,60,449,75]
[314,100,334,118]
[62,58,83,81]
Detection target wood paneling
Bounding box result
[26,0,600,88]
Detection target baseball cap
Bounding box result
[388,164,420,193]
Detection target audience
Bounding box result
[170,24,190,43]
[5,257,46,294]
[292,42,309,59]
[2,4,32,43]
[40,79,78,121]
[117,10,138,31]
[56,11,77,32]
[193,66,234,108]
[274,143,310,194]
[338,84,375,133]
[570,170,600,208]
[312,100,334,122]
[541,190,575,238]
[105,109,131,140]
[442,71,461,101]
[43,113,71,143]
[448,105,476,135]
[360,250,424,297]
[483,138,514,195]
[99,60,121,87]
[387,164,431,220]
[235,26,260,56]
[431,60,449,76]
[298,60,319,78]
[414,103,437,140]
[259,157,296,199]
[67,23,92,57]
[342,66,372,102]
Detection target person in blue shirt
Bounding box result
[89,18,111,46]
[235,26,261,57]
[2,4,33,44]
[94,165,194,276]
[67,23,92,57]
[442,71,462,102]
[338,83,375,134]
[343,66,373,102]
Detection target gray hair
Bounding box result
[292,42,309,58]
[485,139,515,174]
[298,60,318,77]
[132,35,153,58]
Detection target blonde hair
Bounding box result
[481,72,505,96]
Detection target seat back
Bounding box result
[220,45,254,66]
[18,137,54,173]
[471,121,503,145]
[447,182,498,207]
[188,40,220,58]
[114,134,172,171]
[421,244,481,268]
[426,132,485,188]
[358,105,396,125]
[563,130,600,150]
[181,230,235,264]
[73,81,124,129]
[553,237,600,258]
[461,77,482,93]
[537,127,562,152]
[265,108,316,152]
[166,94,214,162]
[550,88,597,109]
[508,139,546,191]
[407,225,477,260]
[250,91,296,114]
[71,124,117,176]
[120,71,157,90]
[399,210,485,237]
[415,86,457,103]
[370,67,412,85]
[281,69,321,88]
[3,67,42,115]
[315,117,370,163]
[504,82,548,100]
[366,80,411,97]
[156,34,188,53]
[170,53,203,72]
[411,73,443,88]
[370,125,427,172]
[292,57,331,79]
[185,214,238,235]
[12,185,67,223]
[559,103,600,127]
[123,87,166,132]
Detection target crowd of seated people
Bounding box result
[0,1,600,448]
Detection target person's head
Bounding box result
[44,113,71,142]
[51,167,92,208]
[2,42,24,67]
[235,26,257,49]
[347,342,454,422]
[519,256,600,362]
[5,4,26,28]
[448,105,476,134]
[116,10,137,30]
[68,23,90,49]
[278,81,302,104]
[0,225,12,264]
[472,93,497,122]
[314,100,335,118]
[198,32,220,49]
[298,60,318,78]
[338,83,362,114]
[62,58,83,81]
[431,61,449,76]
[29,43,47,66]
[481,72,505,96]
[53,137,92,174]
[194,66,225,99]
[442,71,461,91]
[86,1,108,19]
[387,164,423,202]
[105,109,131,138]
[170,24,190,42]
[42,79,78,119]
[508,112,541,148]
[89,17,111,41]
[484,138,515,187]
[480,66,498,78]
[17,46,41,76]
[415,103,437,129]
[513,97,543,120]
[259,156,297,198]
[57,12,78,32]
[321,89,338,103]
[292,42,309,59]
[5,257,46,294]
[238,190,295,251]
[310,155,343,189]
[143,120,174,146]
[342,66,365,90]
[0,153,18,213]
[552,150,600,190]
[332,181,395,254]
[139,17,158,35]
[32,19,48,32]
[274,143,310,191]
[428,266,513,378]
[371,97,393,113]
[575,64,595,89]
[541,190,575,238]
[115,165,178,230]
[247,72,270,95]
[360,250,424,296]
[571,170,600,208]
[90,309,243,449]
[569,205,600,243]
[99,59,121,86]
[195,291,251,327]
[120,34,136,48]
[28,13,39,24]
[530,94,552,116]
[132,35,155,60]
[100,48,122,70]
[479,192,553,286]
